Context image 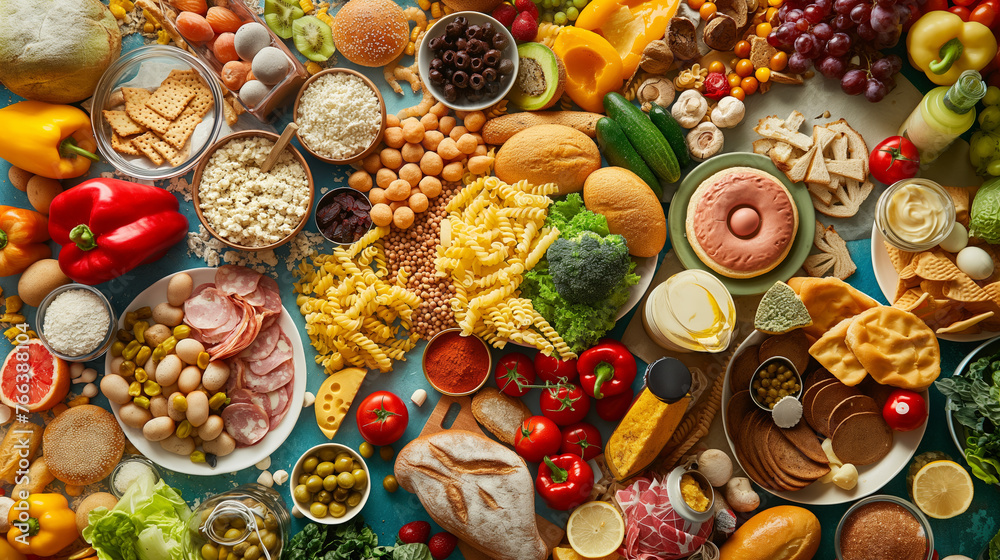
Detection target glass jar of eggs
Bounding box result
[191,483,290,560]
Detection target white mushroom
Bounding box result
[724,477,760,512]
[672,89,709,128]
[0,497,13,532]
[639,78,676,112]
[710,96,746,128]
[687,122,724,161]
[697,449,733,487]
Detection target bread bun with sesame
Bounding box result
[42,404,125,486]
[331,0,409,67]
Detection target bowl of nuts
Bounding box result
[417,12,519,111]
[291,443,371,524]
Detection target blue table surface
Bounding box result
[1,16,998,560]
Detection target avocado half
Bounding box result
[508,42,566,111]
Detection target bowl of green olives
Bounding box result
[290,443,371,524]
[749,356,803,411]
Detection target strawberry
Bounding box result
[428,532,458,560]
[510,11,538,42]
[514,0,540,21]
[398,520,432,545]
[491,3,518,27]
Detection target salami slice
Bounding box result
[242,323,281,361]
[258,276,283,316]
[226,358,247,391]
[243,285,268,307]
[260,314,278,332]
[228,388,255,406]
[242,359,294,393]
[265,385,290,427]
[270,381,295,429]
[216,265,261,296]
[210,299,263,360]
[222,403,270,445]
[184,287,235,330]
[246,330,294,375]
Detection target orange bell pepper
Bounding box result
[552,28,624,113]
[0,205,50,277]
[575,0,681,80]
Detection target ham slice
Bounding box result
[242,323,282,362]
[216,265,261,296]
[222,403,270,445]
[242,359,294,393]
[246,330,293,375]
[258,276,282,317]
[265,383,291,427]
[184,287,236,330]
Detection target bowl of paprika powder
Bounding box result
[422,328,492,396]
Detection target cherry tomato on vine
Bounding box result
[356,391,409,446]
[534,353,579,384]
[559,422,603,461]
[869,136,920,185]
[540,383,591,426]
[595,388,634,422]
[882,389,928,432]
[972,4,996,27]
[494,352,535,397]
[514,415,562,462]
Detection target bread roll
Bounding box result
[494,124,600,194]
[0,422,43,484]
[43,404,125,486]
[441,0,504,13]
[394,430,548,560]
[481,111,602,145]
[331,0,409,67]
[719,505,821,560]
[583,166,667,257]
[471,387,531,445]
[76,492,118,534]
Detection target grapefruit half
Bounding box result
[1,340,70,412]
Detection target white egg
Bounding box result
[940,222,969,253]
[956,246,995,280]
[942,556,974,560]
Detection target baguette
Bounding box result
[471,387,531,446]
[482,111,603,145]
[719,505,821,560]
[12,456,55,497]
[395,430,548,560]
[0,422,43,484]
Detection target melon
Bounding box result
[1,340,70,412]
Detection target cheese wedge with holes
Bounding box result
[315,367,367,439]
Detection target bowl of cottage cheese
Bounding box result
[191,130,315,251]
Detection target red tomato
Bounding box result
[882,389,928,432]
[972,4,997,25]
[540,383,591,426]
[356,391,409,446]
[922,0,948,12]
[902,2,921,29]
[869,136,920,185]
[949,5,972,19]
[494,352,535,397]
[515,416,562,462]
[534,353,579,384]
[954,0,976,6]
[595,388,634,422]
[560,422,603,461]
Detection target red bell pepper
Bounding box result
[48,179,189,285]
[536,454,594,511]
[578,341,637,399]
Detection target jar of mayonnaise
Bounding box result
[642,269,736,353]
[875,178,956,252]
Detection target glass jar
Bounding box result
[191,483,290,560]
[875,178,956,252]
[834,495,933,560]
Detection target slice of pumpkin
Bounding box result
[507,42,566,111]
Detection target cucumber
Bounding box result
[603,92,681,184]
[648,102,692,168]
[596,117,663,199]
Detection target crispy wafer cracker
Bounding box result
[885,242,915,274]
[944,275,992,303]
[168,69,213,117]
[809,316,867,386]
[944,186,971,226]
[162,112,201,150]
[102,109,146,137]
[130,132,165,165]
[892,289,927,312]
[845,306,940,391]
[111,132,142,156]
[144,77,195,119]
[914,250,963,281]
[920,279,947,299]
[788,277,880,341]
[939,311,996,334]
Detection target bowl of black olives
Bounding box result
[418,11,519,111]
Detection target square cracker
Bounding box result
[121,87,152,105]
[144,77,195,119]
[168,69,214,117]
[148,133,185,166]
[126,94,173,135]
[162,112,201,150]
[131,132,165,165]
[111,132,142,156]
[103,110,146,137]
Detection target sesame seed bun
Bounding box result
[332,0,409,67]
[43,404,125,486]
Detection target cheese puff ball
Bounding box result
[409,192,429,213]
[370,203,393,227]
[348,170,373,192]
[393,206,415,229]
[385,179,411,202]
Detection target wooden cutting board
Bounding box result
[416,395,565,560]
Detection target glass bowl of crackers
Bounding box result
[91,45,225,181]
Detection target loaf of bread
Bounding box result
[472,387,531,446]
[0,422,43,484]
[481,111,602,145]
[495,124,601,194]
[394,430,548,560]
[719,505,821,560]
[583,166,667,257]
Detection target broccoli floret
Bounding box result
[546,193,610,238]
[546,231,631,304]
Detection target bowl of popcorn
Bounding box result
[91,45,225,181]
[293,68,386,165]
[191,130,315,251]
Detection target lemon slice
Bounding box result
[911,460,974,519]
[566,501,626,559]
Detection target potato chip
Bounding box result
[845,307,940,391]
[913,250,963,281]
[937,311,994,334]
[885,242,915,274]
[787,277,879,342]
[809,317,867,386]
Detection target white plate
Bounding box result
[721,330,928,505]
[618,256,656,321]
[870,223,999,342]
[105,267,306,475]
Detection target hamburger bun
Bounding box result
[76,492,118,534]
[42,404,125,486]
[720,505,821,560]
[441,0,505,12]
[582,166,667,257]
[332,0,409,67]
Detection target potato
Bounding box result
[17,259,70,307]
[198,415,224,441]
[26,175,62,214]
[143,324,172,348]
[100,374,131,405]
[142,417,176,442]
[202,361,230,392]
[8,166,32,192]
[108,356,124,377]
[152,302,184,327]
[166,273,193,306]
[203,432,236,457]
[159,434,196,456]
[177,366,202,394]
[175,338,206,365]
[119,403,152,429]
[186,391,209,427]
[156,354,182,387]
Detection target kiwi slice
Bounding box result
[264,0,304,40]
[508,43,566,111]
[292,16,336,62]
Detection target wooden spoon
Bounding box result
[261,122,298,173]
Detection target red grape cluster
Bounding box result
[767,0,916,101]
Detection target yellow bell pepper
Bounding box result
[0,539,26,560]
[0,101,99,180]
[552,28,624,113]
[6,493,79,557]
[575,0,680,81]
[907,11,998,86]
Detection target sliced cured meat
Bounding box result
[210,299,264,360]
[246,330,293,375]
[243,286,267,307]
[228,388,255,406]
[226,358,247,391]
[216,265,261,296]
[615,477,713,559]
[222,403,270,445]
[242,359,294,393]
[243,324,282,362]
[258,276,283,316]
[266,383,291,429]
[197,304,244,344]
[260,314,278,332]
[184,287,236,330]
